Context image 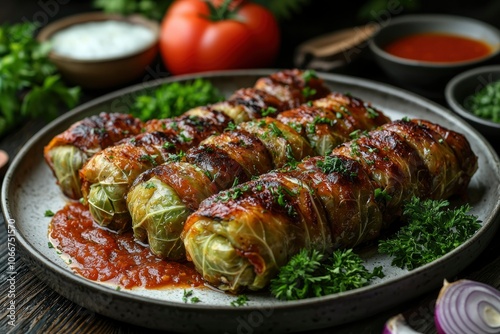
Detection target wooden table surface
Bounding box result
[1,2,500,333]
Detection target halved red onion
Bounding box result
[383,314,422,334]
[435,279,500,334]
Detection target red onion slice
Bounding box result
[435,279,500,334]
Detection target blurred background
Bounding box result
[2,0,500,73]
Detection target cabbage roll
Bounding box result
[182,172,332,291]
[277,92,390,155]
[81,109,232,232]
[127,93,388,259]
[182,119,478,293]
[129,93,391,260]
[82,70,332,232]
[44,112,143,199]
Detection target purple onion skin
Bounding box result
[435,279,500,334]
[383,314,422,334]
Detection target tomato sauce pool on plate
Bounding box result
[384,32,492,63]
[49,202,204,289]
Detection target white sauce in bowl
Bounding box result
[50,20,157,61]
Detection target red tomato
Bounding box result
[159,0,280,75]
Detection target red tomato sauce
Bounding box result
[48,202,204,289]
[384,33,492,63]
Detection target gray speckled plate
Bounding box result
[2,70,500,333]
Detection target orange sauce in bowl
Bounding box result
[384,33,492,63]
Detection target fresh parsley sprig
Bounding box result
[270,248,384,300]
[230,295,249,307]
[378,196,482,270]
[0,23,80,137]
[131,78,224,121]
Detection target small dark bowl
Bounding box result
[445,65,500,137]
[37,12,160,90]
[369,14,500,97]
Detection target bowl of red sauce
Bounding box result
[369,14,500,97]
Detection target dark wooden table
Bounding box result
[1,2,500,333]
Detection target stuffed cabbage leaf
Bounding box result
[44,112,143,199]
[128,93,390,260]
[182,119,477,293]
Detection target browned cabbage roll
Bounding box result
[44,112,143,199]
[127,93,390,260]
[182,119,477,293]
[80,69,331,232]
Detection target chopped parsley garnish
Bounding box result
[162,141,175,150]
[349,129,362,139]
[179,133,193,143]
[139,154,158,166]
[270,248,384,300]
[44,210,55,217]
[225,122,237,131]
[302,87,317,98]
[167,151,185,163]
[302,69,318,83]
[379,197,482,270]
[261,106,278,117]
[268,122,284,137]
[271,186,297,217]
[374,188,392,202]
[366,106,379,118]
[316,156,356,177]
[284,144,299,169]
[288,122,303,133]
[313,116,335,127]
[231,295,249,307]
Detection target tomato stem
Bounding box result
[205,0,240,21]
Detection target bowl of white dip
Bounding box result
[38,12,160,90]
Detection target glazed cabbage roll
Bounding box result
[127,93,392,260]
[277,92,390,155]
[182,172,332,292]
[290,155,384,248]
[182,119,477,293]
[82,70,332,232]
[128,162,217,260]
[44,112,143,199]
[254,69,331,109]
[81,108,232,232]
[127,118,316,260]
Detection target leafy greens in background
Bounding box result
[0,23,80,137]
[92,0,313,21]
[93,0,172,21]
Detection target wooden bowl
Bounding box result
[37,12,160,90]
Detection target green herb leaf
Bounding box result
[270,248,383,300]
[378,197,482,270]
[130,78,224,121]
[182,289,193,303]
[44,210,55,217]
[0,23,80,137]
[464,80,500,123]
[230,295,249,307]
